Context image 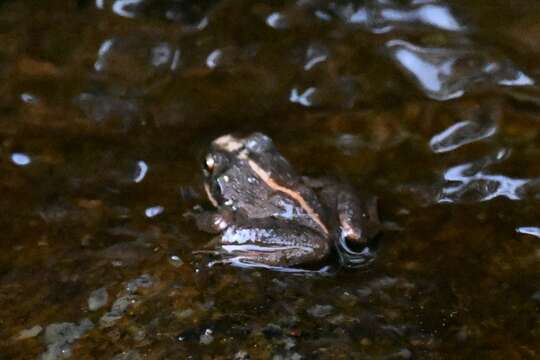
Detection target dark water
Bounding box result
[2,0,540,359]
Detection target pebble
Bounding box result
[263,323,283,338]
[88,287,108,311]
[234,351,251,360]
[272,353,302,360]
[200,328,214,345]
[307,304,334,318]
[132,327,146,342]
[360,337,372,346]
[357,287,373,298]
[168,254,184,268]
[531,290,540,301]
[384,348,413,359]
[173,308,194,319]
[16,325,43,340]
[393,348,413,359]
[112,350,142,360]
[282,337,296,351]
[100,295,137,328]
[125,273,154,293]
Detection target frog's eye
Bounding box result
[204,154,215,173]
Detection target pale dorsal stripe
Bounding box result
[245,159,329,235]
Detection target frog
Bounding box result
[192,132,380,269]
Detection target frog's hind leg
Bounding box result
[211,255,331,274]
[210,245,326,269]
[198,221,330,269]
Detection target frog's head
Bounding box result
[201,133,277,208]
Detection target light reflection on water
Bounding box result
[516,227,540,238]
[304,44,328,71]
[112,0,144,19]
[289,87,317,107]
[11,153,31,166]
[386,39,534,101]
[438,149,531,203]
[333,0,463,33]
[133,161,148,183]
[430,120,497,153]
[145,205,164,218]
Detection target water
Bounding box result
[2,0,540,358]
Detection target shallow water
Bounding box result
[2,0,540,359]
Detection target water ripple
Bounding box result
[386,39,534,101]
[98,0,214,27]
[112,0,143,19]
[516,227,540,238]
[266,12,288,29]
[430,120,496,153]
[75,92,140,124]
[332,0,463,33]
[438,150,531,203]
[206,49,222,69]
[290,87,317,107]
[133,161,148,183]
[304,44,329,71]
[94,37,180,80]
[11,153,31,166]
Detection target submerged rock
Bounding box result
[41,319,93,360]
[100,295,137,328]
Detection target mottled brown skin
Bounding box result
[194,132,379,268]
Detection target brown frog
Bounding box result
[193,132,380,269]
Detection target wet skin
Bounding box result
[194,133,380,268]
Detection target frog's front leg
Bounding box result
[311,179,380,245]
[311,181,380,267]
[212,221,330,267]
[335,189,380,245]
